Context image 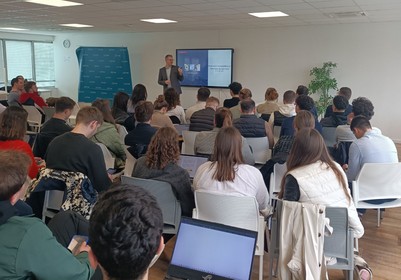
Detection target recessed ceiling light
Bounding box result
[248,11,289,18]
[0,27,29,31]
[140,18,177,24]
[24,0,83,7]
[59,23,93,28]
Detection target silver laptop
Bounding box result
[166,217,257,280]
[178,154,208,179]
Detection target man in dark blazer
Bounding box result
[158,54,184,94]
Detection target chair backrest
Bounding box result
[273,125,281,144]
[121,176,181,234]
[321,127,337,148]
[42,190,65,221]
[123,145,136,176]
[116,124,128,143]
[245,137,271,164]
[96,143,115,170]
[352,162,401,203]
[269,163,287,204]
[260,113,271,122]
[23,105,43,133]
[169,115,181,124]
[181,130,200,155]
[42,106,56,123]
[0,92,8,101]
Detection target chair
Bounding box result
[0,91,8,101]
[116,124,128,143]
[123,145,136,176]
[260,113,271,122]
[181,130,200,155]
[245,137,271,164]
[42,190,65,222]
[268,199,282,280]
[169,115,181,124]
[42,106,56,123]
[68,103,80,125]
[121,176,181,234]
[269,163,287,205]
[324,207,354,280]
[273,125,281,144]
[193,191,266,280]
[322,127,337,148]
[96,143,115,170]
[352,162,401,227]
[23,105,43,133]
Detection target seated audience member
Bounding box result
[45,106,112,192]
[89,185,164,280]
[132,127,195,217]
[7,76,24,107]
[194,107,254,165]
[164,88,186,124]
[278,128,364,239]
[256,87,279,115]
[296,85,318,117]
[344,116,398,183]
[151,95,175,129]
[0,106,38,179]
[233,99,274,148]
[336,97,375,143]
[189,96,219,132]
[19,81,47,109]
[125,101,157,158]
[111,91,130,125]
[324,87,353,118]
[268,90,297,127]
[320,95,348,127]
[223,81,242,108]
[91,99,126,169]
[230,87,252,120]
[33,96,75,158]
[281,95,322,136]
[127,83,147,114]
[185,87,211,122]
[193,127,270,214]
[0,150,93,279]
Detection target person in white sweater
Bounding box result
[278,128,364,238]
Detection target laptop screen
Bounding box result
[167,217,257,280]
[178,155,208,178]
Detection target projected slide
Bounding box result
[176,49,233,88]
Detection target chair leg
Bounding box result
[377,208,380,227]
[259,254,263,280]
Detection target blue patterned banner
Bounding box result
[76,47,132,102]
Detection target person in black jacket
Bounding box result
[189,96,219,132]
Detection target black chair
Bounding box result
[169,115,181,124]
[260,113,271,122]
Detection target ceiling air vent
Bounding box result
[327,11,367,18]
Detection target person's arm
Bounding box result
[20,142,39,179]
[179,106,187,124]
[157,68,165,86]
[345,142,362,182]
[17,221,93,280]
[177,66,184,81]
[253,169,269,212]
[174,168,195,217]
[264,122,274,148]
[34,95,47,109]
[88,145,112,192]
[282,174,301,201]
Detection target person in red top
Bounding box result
[19,81,47,109]
[0,106,39,179]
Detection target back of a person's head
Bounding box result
[76,106,103,126]
[283,90,296,104]
[89,185,163,280]
[146,127,180,170]
[0,106,28,141]
[239,88,252,101]
[135,101,154,123]
[229,82,242,95]
[197,87,211,101]
[131,84,148,105]
[296,85,309,96]
[92,99,115,124]
[352,97,374,120]
[215,107,233,128]
[153,95,169,110]
[350,115,372,132]
[338,87,352,100]
[296,95,315,111]
[112,92,129,112]
[265,87,279,101]
[55,97,76,113]
[240,99,255,113]
[0,150,31,201]
[164,88,179,110]
[293,110,315,131]
[333,95,348,111]
[206,96,220,108]
[10,77,18,87]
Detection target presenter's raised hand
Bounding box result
[178,67,183,76]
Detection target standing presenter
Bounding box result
[158,54,184,94]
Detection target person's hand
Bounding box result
[342,164,349,171]
[165,79,171,85]
[178,67,183,75]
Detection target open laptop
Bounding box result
[178,154,208,179]
[166,217,257,280]
[175,124,190,136]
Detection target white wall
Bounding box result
[52,22,401,141]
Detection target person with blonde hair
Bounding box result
[256,87,279,115]
[132,127,194,217]
[194,127,269,214]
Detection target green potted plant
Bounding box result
[308,62,338,117]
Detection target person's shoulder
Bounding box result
[8,216,45,231]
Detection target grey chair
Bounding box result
[121,176,181,235]
[42,190,65,222]
[322,127,337,148]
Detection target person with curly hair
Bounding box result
[132,127,194,216]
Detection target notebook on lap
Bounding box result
[166,217,257,280]
[178,154,208,179]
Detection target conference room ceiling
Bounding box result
[1,0,401,34]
